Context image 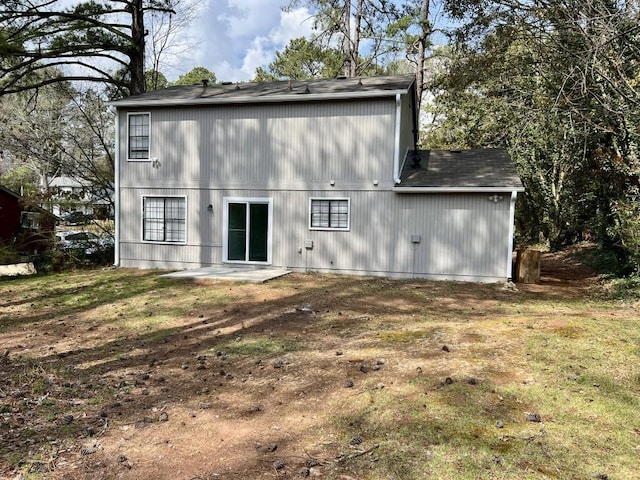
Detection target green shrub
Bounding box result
[0,243,21,264]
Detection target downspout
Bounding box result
[506,191,518,280]
[393,93,402,184]
[114,110,120,267]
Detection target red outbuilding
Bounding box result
[0,185,57,253]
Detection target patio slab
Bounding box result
[159,265,290,283]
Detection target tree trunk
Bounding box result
[129,0,146,95]
[515,249,542,284]
[414,0,430,118]
[352,0,363,77]
[342,0,352,77]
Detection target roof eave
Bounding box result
[109,88,410,108]
[393,186,525,193]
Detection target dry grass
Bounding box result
[1,254,639,479]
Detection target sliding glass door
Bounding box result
[223,197,272,264]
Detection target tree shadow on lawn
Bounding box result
[322,376,581,480]
[0,268,608,478]
[0,269,167,329]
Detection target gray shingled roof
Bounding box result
[397,149,524,191]
[110,74,415,107]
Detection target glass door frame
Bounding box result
[222,196,273,265]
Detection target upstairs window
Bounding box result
[309,198,350,231]
[128,113,150,160]
[143,196,186,243]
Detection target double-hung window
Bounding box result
[143,196,186,243]
[128,113,150,160]
[309,198,350,230]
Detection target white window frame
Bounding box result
[127,112,151,161]
[222,196,273,265]
[309,197,351,231]
[141,195,187,244]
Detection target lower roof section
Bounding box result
[396,149,524,192]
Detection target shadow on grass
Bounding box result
[324,378,558,479]
[0,268,622,478]
[0,269,164,327]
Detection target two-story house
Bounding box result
[48,176,114,220]
[110,74,523,282]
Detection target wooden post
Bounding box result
[515,249,541,284]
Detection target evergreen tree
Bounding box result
[0,0,177,97]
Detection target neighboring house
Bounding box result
[48,176,114,220]
[0,185,56,252]
[110,74,524,282]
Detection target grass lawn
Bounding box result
[1,251,639,479]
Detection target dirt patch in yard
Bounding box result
[2,249,637,480]
[520,246,599,295]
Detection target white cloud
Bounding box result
[15,0,320,87]
[159,1,318,83]
[239,7,315,79]
[163,2,315,82]
[240,38,270,78]
[222,0,283,39]
[271,7,315,44]
[213,60,248,83]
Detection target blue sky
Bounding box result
[163,0,452,83]
[164,0,315,82]
[53,0,314,83]
[56,1,448,84]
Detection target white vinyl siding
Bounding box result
[118,100,395,185]
[115,92,515,281]
[142,196,186,243]
[309,198,350,230]
[119,189,511,281]
[128,113,150,160]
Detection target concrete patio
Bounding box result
[159,265,291,283]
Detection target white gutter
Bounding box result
[506,190,518,280]
[109,89,409,108]
[113,110,120,267]
[393,186,525,193]
[393,93,402,184]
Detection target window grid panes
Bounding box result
[20,212,40,230]
[128,113,150,159]
[143,197,185,243]
[310,199,349,230]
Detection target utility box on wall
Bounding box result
[411,234,421,244]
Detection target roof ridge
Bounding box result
[109,74,416,107]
